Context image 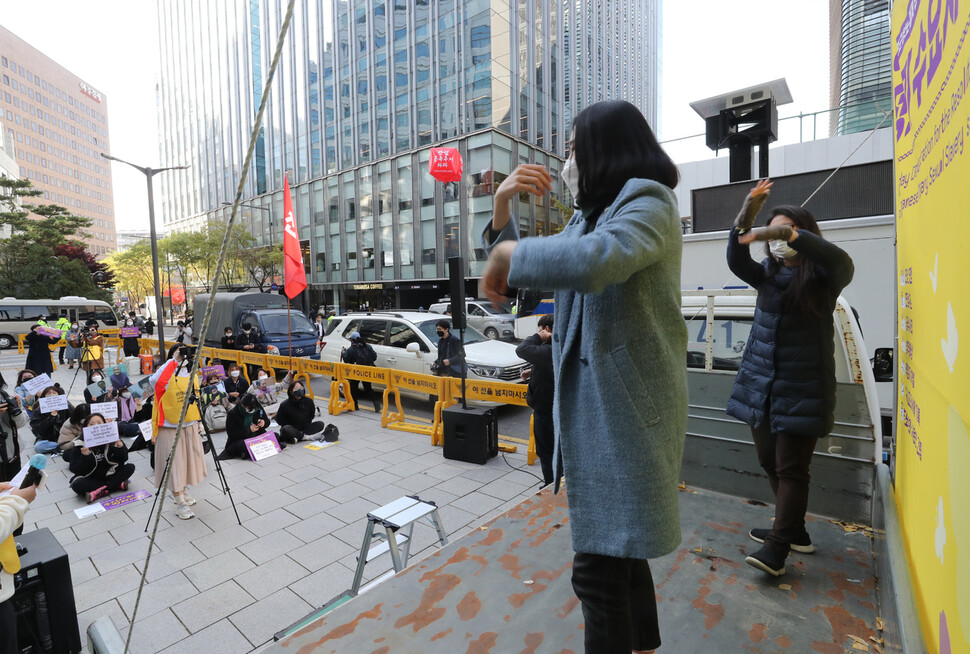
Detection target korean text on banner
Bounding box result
[82,421,119,448]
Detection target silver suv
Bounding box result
[428,299,515,340]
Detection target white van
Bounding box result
[0,296,118,349]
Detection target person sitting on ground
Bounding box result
[84,370,117,405]
[110,369,145,440]
[68,413,135,503]
[127,386,154,454]
[218,393,272,460]
[246,368,293,412]
[58,403,91,461]
[28,385,72,454]
[13,370,38,420]
[223,364,248,405]
[275,381,324,444]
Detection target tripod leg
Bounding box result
[195,398,242,526]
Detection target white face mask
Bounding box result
[71,324,78,329]
[91,375,102,383]
[126,321,133,326]
[257,374,267,380]
[769,239,797,259]
[562,155,580,200]
[121,392,131,398]
[230,370,240,378]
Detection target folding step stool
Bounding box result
[350,495,449,595]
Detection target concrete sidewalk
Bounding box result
[6,361,544,653]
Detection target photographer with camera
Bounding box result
[148,344,207,520]
[0,372,28,488]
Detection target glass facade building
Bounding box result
[831,0,892,135]
[156,0,660,309]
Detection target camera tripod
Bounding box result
[64,329,106,402]
[144,372,241,530]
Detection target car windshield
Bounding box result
[261,312,317,336]
[482,302,512,315]
[414,319,486,345]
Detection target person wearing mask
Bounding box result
[24,324,59,377]
[175,320,193,345]
[433,320,466,378]
[109,368,145,440]
[1,476,38,650]
[58,403,91,461]
[149,344,208,520]
[515,314,557,487]
[84,370,116,405]
[13,370,38,421]
[313,314,326,347]
[235,323,259,379]
[144,316,155,337]
[726,179,854,577]
[55,312,72,365]
[28,385,72,454]
[65,321,83,369]
[0,371,28,486]
[67,413,134,503]
[223,364,248,405]
[122,317,141,358]
[340,332,380,411]
[246,368,293,411]
[127,386,154,454]
[219,326,236,370]
[80,322,106,381]
[218,393,272,460]
[481,100,687,654]
[129,311,144,329]
[275,381,324,444]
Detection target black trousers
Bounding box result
[532,410,555,485]
[0,598,16,654]
[58,345,66,364]
[349,381,379,410]
[70,463,135,496]
[279,422,323,444]
[750,422,819,556]
[571,552,661,653]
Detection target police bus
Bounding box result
[0,296,118,349]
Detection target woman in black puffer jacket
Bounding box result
[726,179,854,578]
[275,381,324,444]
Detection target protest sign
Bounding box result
[83,421,119,448]
[245,432,281,461]
[120,327,140,338]
[202,364,226,379]
[90,401,118,420]
[37,394,69,413]
[36,326,64,339]
[22,374,53,395]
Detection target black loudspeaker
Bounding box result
[442,405,497,465]
[12,528,82,653]
[448,256,466,330]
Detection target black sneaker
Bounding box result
[749,527,815,554]
[745,546,787,576]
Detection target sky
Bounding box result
[0,0,830,233]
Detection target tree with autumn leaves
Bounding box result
[0,177,112,301]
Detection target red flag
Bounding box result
[282,174,307,299]
[428,147,463,182]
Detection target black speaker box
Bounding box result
[448,256,466,330]
[442,405,497,465]
[12,527,82,653]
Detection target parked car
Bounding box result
[428,298,515,341]
[320,311,528,402]
[193,292,319,357]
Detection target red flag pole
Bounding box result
[281,173,306,377]
[287,295,293,374]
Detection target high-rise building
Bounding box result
[829,0,892,135]
[156,0,660,309]
[0,25,118,256]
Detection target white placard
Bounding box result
[138,420,153,440]
[22,373,52,395]
[74,504,106,519]
[90,401,118,420]
[248,439,279,461]
[82,421,119,448]
[37,394,69,413]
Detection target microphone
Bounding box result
[20,454,47,489]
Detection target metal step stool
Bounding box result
[350,495,448,595]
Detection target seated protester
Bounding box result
[127,387,154,454]
[121,317,141,358]
[13,370,38,420]
[68,413,135,503]
[223,365,248,404]
[275,381,324,444]
[201,372,229,433]
[84,370,116,405]
[217,393,272,460]
[113,379,145,441]
[58,404,91,462]
[246,368,293,412]
[28,385,72,454]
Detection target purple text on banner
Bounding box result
[100,489,152,511]
[245,432,281,461]
[36,326,64,339]
[120,327,141,338]
[202,364,226,379]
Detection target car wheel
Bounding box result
[0,334,12,349]
[484,327,499,340]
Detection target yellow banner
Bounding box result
[892,1,970,651]
[444,377,527,406]
[387,370,442,395]
[301,359,335,376]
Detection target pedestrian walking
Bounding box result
[515,314,557,486]
[726,179,854,577]
[482,99,687,654]
[144,317,155,337]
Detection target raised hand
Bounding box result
[738,224,795,245]
[495,164,553,203]
[734,178,773,232]
[481,241,516,309]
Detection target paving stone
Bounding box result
[360,483,416,508]
[282,492,339,520]
[75,599,130,643]
[394,472,444,494]
[70,505,136,541]
[171,579,254,635]
[63,530,118,564]
[150,515,214,550]
[69,556,100,586]
[229,587,313,645]
[125,608,190,653]
[74,564,144,614]
[423,461,469,481]
[353,469,404,491]
[243,506,302,537]
[287,535,358,573]
[90,538,160,575]
[319,479,370,503]
[288,561,356,609]
[447,490,507,517]
[183,548,257,592]
[435,504,479,533]
[134,541,207,583]
[197,503,259,531]
[281,463,322,483]
[237,529,306,565]
[316,465,364,487]
[348,457,389,475]
[285,510,346,544]
[324,496,382,525]
[235,555,310,601]
[282,476,333,501]
[110,518,166,546]
[242,488,296,515]
[433,474,488,498]
[159,616,253,653]
[189,523,257,557]
[117,571,198,620]
[479,477,534,501]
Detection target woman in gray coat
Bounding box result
[483,100,687,654]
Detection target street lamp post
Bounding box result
[101,153,189,356]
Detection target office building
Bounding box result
[0,25,118,256]
[829,0,892,135]
[156,1,660,309]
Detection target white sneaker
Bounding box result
[172,491,197,507]
[175,502,195,520]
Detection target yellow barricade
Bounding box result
[381,370,446,441]
[331,363,390,416]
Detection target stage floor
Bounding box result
[264,484,880,653]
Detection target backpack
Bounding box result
[322,423,339,442]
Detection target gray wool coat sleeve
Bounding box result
[483,178,688,560]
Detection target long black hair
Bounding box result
[764,205,827,318]
[572,100,679,209]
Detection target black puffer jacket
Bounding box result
[275,394,316,431]
[515,333,553,413]
[725,228,854,436]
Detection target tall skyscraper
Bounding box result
[829,0,892,135]
[0,25,118,256]
[156,0,660,309]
